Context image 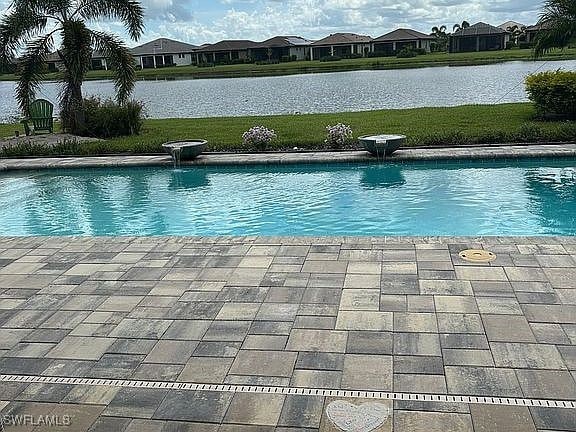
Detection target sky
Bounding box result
[0,0,545,47]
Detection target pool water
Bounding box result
[0,159,575,236]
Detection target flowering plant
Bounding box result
[242,126,277,151]
[325,123,353,148]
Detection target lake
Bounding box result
[0,60,574,122]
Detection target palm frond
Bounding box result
[75,0,144,40]
[534,0,576,57]
[90,30,136,104]
[0,6,49,60]
[15,34,54,114]
[9,0,71,19]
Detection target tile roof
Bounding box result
[196,40,259,52]
[130,38,198,56]
[312,33,372,46]
[373,28,434,42]
[254,36,314,48]
[452,22,507,37]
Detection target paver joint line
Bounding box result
[1,373,574,410]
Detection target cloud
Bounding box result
[0,0,543,46]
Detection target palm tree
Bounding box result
[453,21,471,32]
[0,0,144,134]
[506,24,527,45]
[534,0,576,57]
[430,25,448,52]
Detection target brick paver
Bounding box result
[0,235,574,431]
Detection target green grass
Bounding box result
[2,103,576,157]
[1,48,576,81]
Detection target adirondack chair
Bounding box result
[21,99,55,136]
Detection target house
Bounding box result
[372,28,434,54]
[195,40,259,64]
[525,23,550,44]
[131,38,198,69]
[46,52,61,72]
[310,33,372,60]
[449,22,509,52]
[45,51,108,72]
[250,36,313,61]
[90,51,108,70]
[498,21,526,32]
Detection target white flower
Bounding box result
[243,126,277,149]
[325,123,353,147]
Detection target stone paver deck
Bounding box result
[0,235,575,431]
[0,133,101,153]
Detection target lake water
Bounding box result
[0,60,574,122]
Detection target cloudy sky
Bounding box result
[1,0,544,46]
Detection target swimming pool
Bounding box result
[0,158,575,236]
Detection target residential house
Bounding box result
[131,38,198,69]
[45,51,108,72]
[90,51,108,70]
[46,52,61,72]
[195,40,259,64]
[250,36,313,61]
[310,33,372,60]
[525,23,549,44]
[498,21,526,32]
[372,28,434,54]
[449,22,509,52]
[499,21,528,45]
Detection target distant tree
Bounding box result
[453,21,471,32]
[507,24,527,45]
[0,0,144,135]
[534,0,576,57]
[430,25,448,52]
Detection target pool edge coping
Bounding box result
[1,143,576,171]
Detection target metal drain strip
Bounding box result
[1,374,575,409]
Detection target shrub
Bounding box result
[525,70,576,119]
[242,126,277,151]
[342,53,364,59]
[516,123,544,142]
[396,48,418,58]
[325,123,353,149]
[82,97,145,138]
[367,51,394,58]
[319,55,342,62]
[255,59,280,65]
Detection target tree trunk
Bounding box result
[61,81,86,135]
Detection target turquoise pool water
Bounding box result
[0,159,575,236]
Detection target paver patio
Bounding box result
[0,235,574,431]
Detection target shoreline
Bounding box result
[1,49,575,82]
[1,103,576,157]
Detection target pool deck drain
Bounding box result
[1,374,574,409]
[0,235,575,431]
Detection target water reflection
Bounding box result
[168,169,210,190]
[524,167,576,234]
[361,165,406,189]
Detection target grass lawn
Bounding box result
[1,103,576,157]
[1,48,576,81]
